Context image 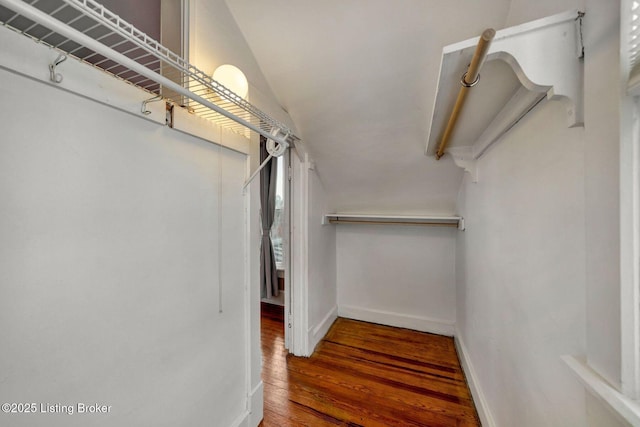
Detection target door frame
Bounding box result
[282,148,293,350]
[288,147,312,356]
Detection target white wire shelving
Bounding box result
[0,0,297,146]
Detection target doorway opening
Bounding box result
[266,151,286,305]
[260,138,291,349]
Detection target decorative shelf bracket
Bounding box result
[426,10,585,177]
[483,10,585,128]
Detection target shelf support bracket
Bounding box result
[484,10,585,128]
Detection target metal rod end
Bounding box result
[482,28,496,41]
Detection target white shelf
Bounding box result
[0,0,298,146]
[426,10,584,181]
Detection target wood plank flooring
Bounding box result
[260,303,480,426]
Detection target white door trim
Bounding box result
[289,151,311,356]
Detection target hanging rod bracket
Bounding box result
[460,72,480,88]
[242,127,290,190]
[141,94,163,115]
[48,53,67,84]
[435,28,495,159]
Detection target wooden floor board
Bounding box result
[315,342,469,396]
[260,304,479,426]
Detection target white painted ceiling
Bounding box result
[225,0,513,214]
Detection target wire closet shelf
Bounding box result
[0,0,297,146]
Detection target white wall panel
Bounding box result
[307,168,337,350]
[337,224,456,335]
[455,99,587,427]
[0,68,248,427]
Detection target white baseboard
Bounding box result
[308,305,338,354]
[229,381,263,427]
[454,331,496,427]
[229,410,249,427]
[338,305,455,336]
[247,381,264,427]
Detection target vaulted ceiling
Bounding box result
[225,0,513,214]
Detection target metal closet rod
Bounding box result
[0,0,293,148]
[435,28,496,160]
[323,214,464,229]
[329,219,459,227]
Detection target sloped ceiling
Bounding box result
[225,0,512,215]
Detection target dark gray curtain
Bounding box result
[260,136,279,299]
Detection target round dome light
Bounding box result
[213,64,248,99]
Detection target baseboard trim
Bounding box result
[308,305,338,354]
[454,331,496,427]
[229,410,249,427]
[228,381,263,427]
[247,381,264,427]
[338,305,455,336]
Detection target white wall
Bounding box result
[455,1,625,426]
[187,1,299,421]
[505,0,585,26]
[583,0,622,390]
[0,69,248,427]
[337,225,456,335]
[0,0,299,424]
[586,394,630,427]
[190,0,296,133]
[307,166,337,350]
[288,152,337,356]
[190,0,273,97]
[456,100,587,427]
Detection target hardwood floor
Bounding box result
[260,303,480,426]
